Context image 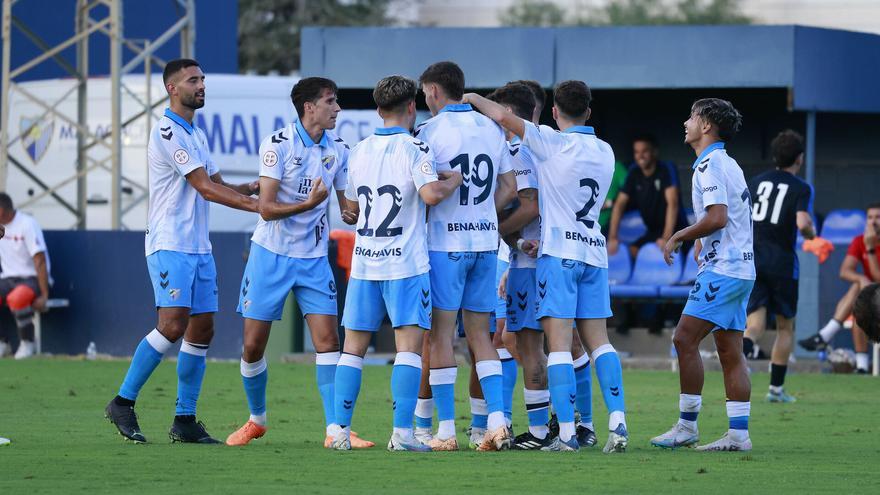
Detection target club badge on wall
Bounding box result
[20,116,55,165]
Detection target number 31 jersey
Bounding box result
[522,123,614,268]
[345,127,439,281]
[415,104,513,252]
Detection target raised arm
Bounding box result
[463,93,525,140]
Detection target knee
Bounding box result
[672,329,698,353]
[158,318,188,342]
[312,331,340,353]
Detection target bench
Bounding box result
[34,298,69,354]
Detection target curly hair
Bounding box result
[691,98,743,141]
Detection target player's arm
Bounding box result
[796,211,816,240]
[494,171,517,214]
[499,187,538,236]
[607,192,630,254]
[863,225,880,282]
[419,170,462,206]
[257,176,327,221]
[660,185,680,244]
[31,251,49,312]
[339,189,358,225]
[210,172,259,196]
[185,167,259,212]
[840,254,872,287]
[663,204,727,265]
[462,93,525,139]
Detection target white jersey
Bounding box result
[415,103,513,252]
[522,123,614,268]
[0,211,51,280]
[345,127,438,281]
[691,142,755,280]
[145,108,218,256]
[508,138,541,269]
[251,121,349,259]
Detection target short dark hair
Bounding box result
[691,98,743,141]
[853,284,880,343]
[771,129,804,168]
[163,58,200,85]
[291,77,338,117]
[867,202,880,212]
[419,61,465,101]
[553,80,591,120]
[509,79,545,109]
[373,75,418,113]
[486,83,536,121]
[632,133,659,149]
[0,192,12,211]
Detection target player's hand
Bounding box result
[498,268,509,299]
[32,295,48,312]
[307,177,328,207]
[865,223,878,249]
[341,209,358,225]
[522,239,539,258]
[663,236,682,266]
[248,180,260,196]
[461,93,477,104]
[656,237,669,250]
[607,238,619,255]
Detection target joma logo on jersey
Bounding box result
[298,177,314,195]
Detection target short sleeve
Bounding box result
[333,139,350,190]
[496,127,513,174]
[694,157,728,209]
[796,182,814,214]
[344,179,357,202]
[26,218,46,257]
[620,169,637,196]
[513,144,538,191]
[411,143,439,191]
[156,126,202,177]
[847,236,865,258]
[258,137,283,181]
[522,121,565,162]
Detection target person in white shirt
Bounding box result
[412,61,517,452]
[225,77,376,450]
[0,193,51,360]
[105,59,259,445]
[325,75,461,452]
[651,98,755,452]
[465,80,628,453]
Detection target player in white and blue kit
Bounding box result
[466,80,628,453]
[327,76,462,451]
[651,98,755,452]
[225,78,375,449]
[415,61,517,451]
[105,59,259,444]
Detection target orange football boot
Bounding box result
[324,430,375,449]
[225,420,267,446]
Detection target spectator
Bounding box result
[608,135,690,259]
[799,202,880,373]
[0,193,52,360]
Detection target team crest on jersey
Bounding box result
[169,288,181,300]
[20,115,55,164]
[243,299,252,311]
[420,161,433,175]
[262,150,278,167]
[322,155,336,170]
[173,149,190,165]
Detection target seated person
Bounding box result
[800,202,880,373]
[0,193,51,360]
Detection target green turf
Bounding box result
[1,358,878,493]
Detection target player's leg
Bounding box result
[6,279,38,359]
[466,346,488,449]
[767,276,799,401]
[512,328,552,449]
[167,311,219,443]
[306,315,343,437]
[540,316,578,451]
[853,322,871,373]
[226,318,271,446]
[801,282,860,350]
[414,334,434,443]
[743,275,769,358]
[570,331,595,447]
[493,262,517,429]
[106,250,194,443]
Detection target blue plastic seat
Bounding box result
[618,211,647,244]
[610,243,682,298]
[658,246,700,298]
[820,209,866,244]
[607,244,632,285]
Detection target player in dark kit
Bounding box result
[743,130,817,403]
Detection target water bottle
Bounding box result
[86,342,97,361]
[817,349,827,362]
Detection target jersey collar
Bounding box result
[562,125,595,135]
[164,108,194,135]
[692,141,725,169]
[295,120,330,148]
[374,126,409,136]
[510,135,522,145]
[439,103,473,113]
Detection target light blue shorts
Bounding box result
[428,250,497,313]
[490,258,510,333]
[342,273,432,331]
[506,267,540,332]
[535,255,612,320]
[683,270,755,331]
[146,250,218,315]
[237,243,337,321]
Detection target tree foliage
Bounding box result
[500,0,751,27]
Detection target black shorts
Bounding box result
[746,273,798,319]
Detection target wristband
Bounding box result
[516,238,526,251]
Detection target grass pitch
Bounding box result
[1,358,878,494]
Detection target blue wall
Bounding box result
[3,0,237,81]
[40,231,250,359]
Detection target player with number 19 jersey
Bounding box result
[415,104,512,312]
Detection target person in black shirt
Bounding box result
[608,135,689,259]
[743,130,816,402]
